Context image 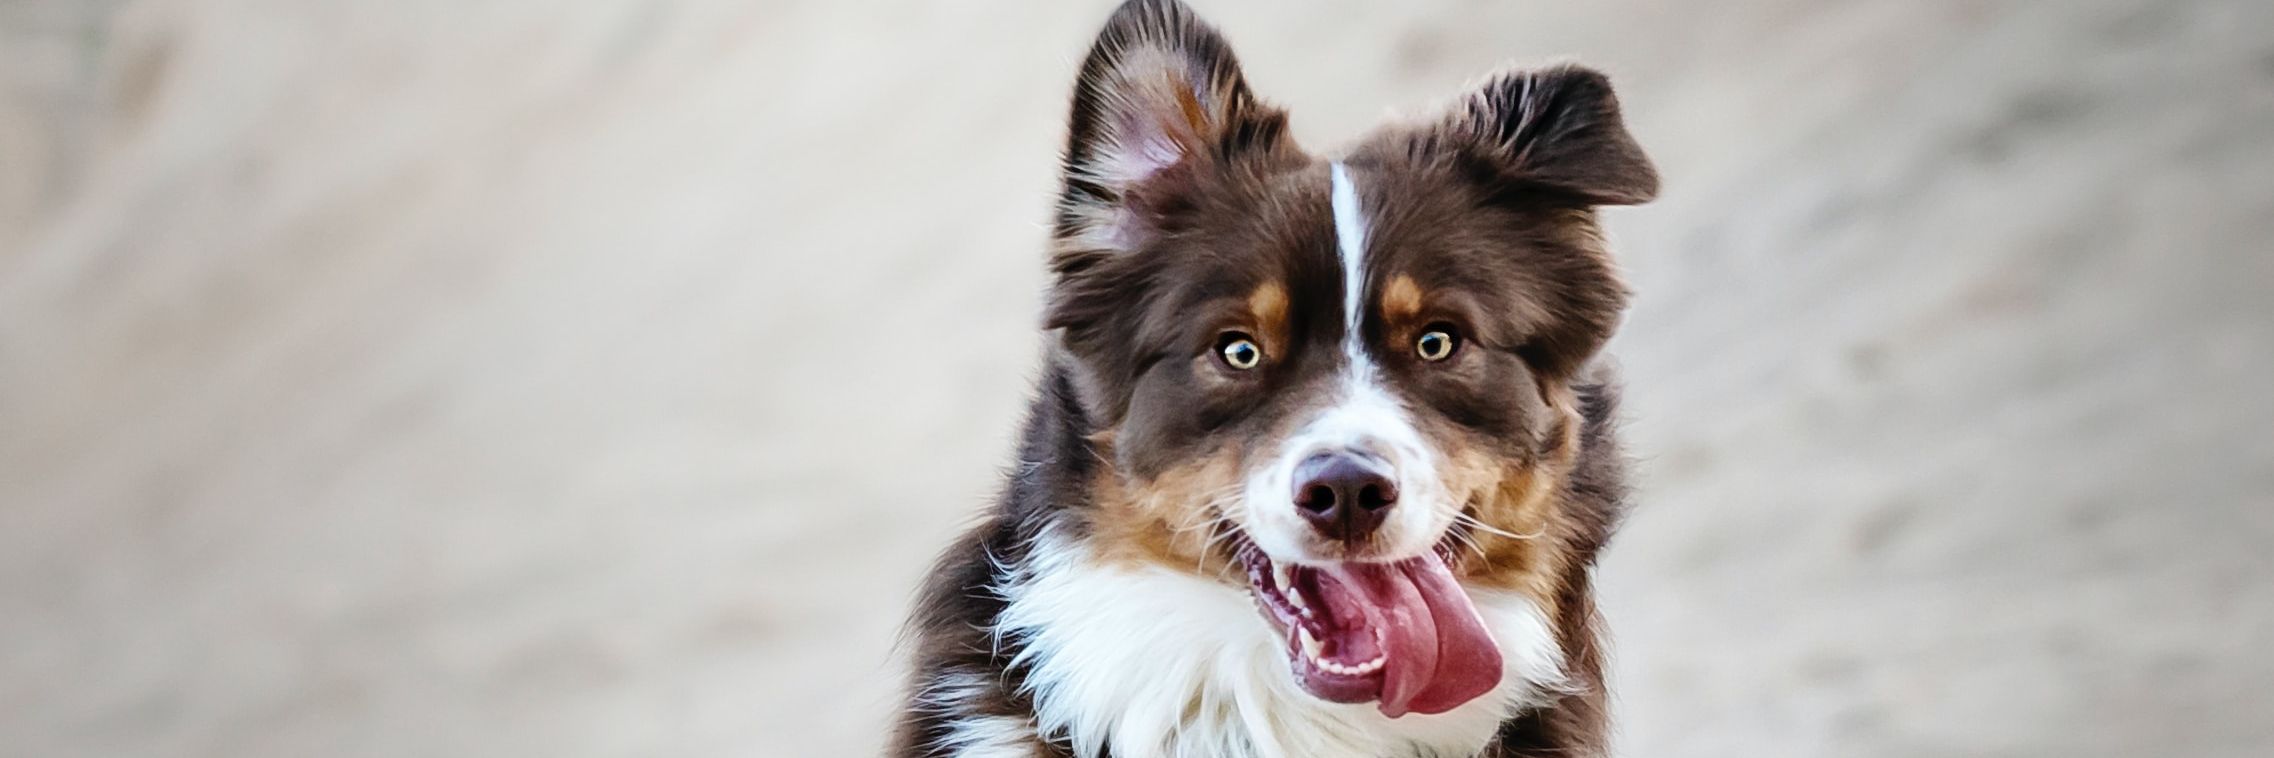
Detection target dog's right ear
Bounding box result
[1052,0,1290,254]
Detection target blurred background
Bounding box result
[3,0,2270,756]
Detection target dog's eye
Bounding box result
[1416,327,1459,362]
[1217,333,1263,370]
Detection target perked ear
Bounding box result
[1448,64,1659,206]
[1053,0,1289,252]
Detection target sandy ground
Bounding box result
[3,1,2271,756]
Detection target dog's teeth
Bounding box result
[1299,627,1323,660]
[1312,654,1382,676]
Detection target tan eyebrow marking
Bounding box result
[1247,280,1291,347]
[1381,274,1424,323]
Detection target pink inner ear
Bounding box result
[1090,113,1191,250]
[1098,113,1188,187]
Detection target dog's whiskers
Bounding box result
[1452,510,1543,542]
[1448,525,1491,564]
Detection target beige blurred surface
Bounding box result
[4,1,2272,756]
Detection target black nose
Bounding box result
[1292,451,1398,542]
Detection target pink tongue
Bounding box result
[1319,553,1503,717]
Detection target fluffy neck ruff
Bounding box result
[994,527,1567,758]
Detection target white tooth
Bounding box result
[1300,627,1323,660]
[1277,565,1313,616]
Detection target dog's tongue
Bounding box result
[1317,552,1502,717]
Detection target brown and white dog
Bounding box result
[893,1,1657,756]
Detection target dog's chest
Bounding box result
[993,538,1565,758]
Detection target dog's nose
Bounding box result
[1292,451,1398,542]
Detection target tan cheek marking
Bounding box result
[1248,280,1291,350]
[1465,462,1568,611]
[1087,440,1247,579]
[1382,274,1425,324]
[1441,392,1589,616]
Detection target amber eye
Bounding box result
[1218,333,1263,370]
[1416,327,1459,362]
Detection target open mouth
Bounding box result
[1235,536,1503,717]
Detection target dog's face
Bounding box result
[1045,0,1655,718]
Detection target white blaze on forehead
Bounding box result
[1329,162,1370,349]
[1326,161,1388,402]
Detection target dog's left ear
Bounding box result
[1052,0,1291,253]
[1399,64,1654,381]
[1444,64,1658,206]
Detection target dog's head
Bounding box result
[1045,0,1656,718]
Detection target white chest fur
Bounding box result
[992,534,1566,758]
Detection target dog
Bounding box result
[891,1,1657,755]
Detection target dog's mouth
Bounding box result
[1234,536,1502,717]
